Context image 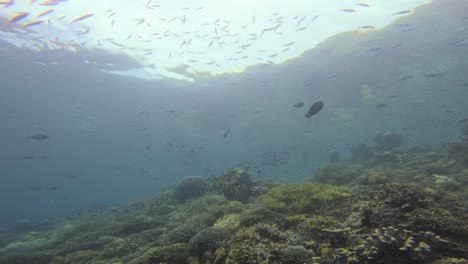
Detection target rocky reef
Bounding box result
[0,130,467,264]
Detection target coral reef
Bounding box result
[211,168,255,202]
[1,131,467,264]
[173,176,209,203]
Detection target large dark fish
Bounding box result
[293,101,305,108]
[27,134,48,140]
[305,101,324,119]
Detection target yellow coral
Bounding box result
[255,182,351,214]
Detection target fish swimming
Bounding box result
[27,134,48,140]
[393,10,411,15]
[376,103,388,107]
[224,129,230,138]
[456,117,468,123]
[9,12,29,24]
[398,75,413,81]
[305,101,324,119]
[293,102,305,108]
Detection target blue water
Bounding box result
[1,0,468,229]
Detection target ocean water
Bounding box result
[0,1,467,263]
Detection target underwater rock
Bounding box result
[173,176,208,203]
[373,131,402,151]
[311,163,364,185]
[212,168,254,202]
[188,227,230,254]
[328,151,340,163]
[372,151,398,165]
[351,143,374,160]
[129,243,190,264]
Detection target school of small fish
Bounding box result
[0,0,423,77]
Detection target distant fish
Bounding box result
[145,144,152,152]
[39,155,53,160]
[293,102,305,108]
[8,12,29,24]
[393,10,411,15]
[376,103,388,107]
[27,134,48,140]
[398,75,413,81]
[464,83,468,87]
[305,101,324,119]
[356,3,370,7]
[45,186,58,191]
[36,9,54,17]
[24,20,44,27]
[166,109,177,113]
[446,40,463,46]
[456,117,468,123]
[359,25,375,29]
[224,129,230,138]
[64,175,78,180]
[424,73,442,78]
[23,155,35,160]
[340,9,356,12]
[70,13,94,24]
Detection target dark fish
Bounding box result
[305,101,324,119]
[424,73,442,77]
[166,109,177,113]
[393,10,411,15]
[27,134,48,140]
[388,95,399,98]
[376,103,388,107]
[293,101,305,108]
[464,83,468,87]
[224,129,230,138]
[446,40,463,46]
[145,144,152,152]
[452,43,468,47]
[398,75,413,81]
[45,186,58,191]
[39,155,53,160]
[23,155,34,160]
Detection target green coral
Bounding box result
[255,182,351,214]
[310,163,365,185]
